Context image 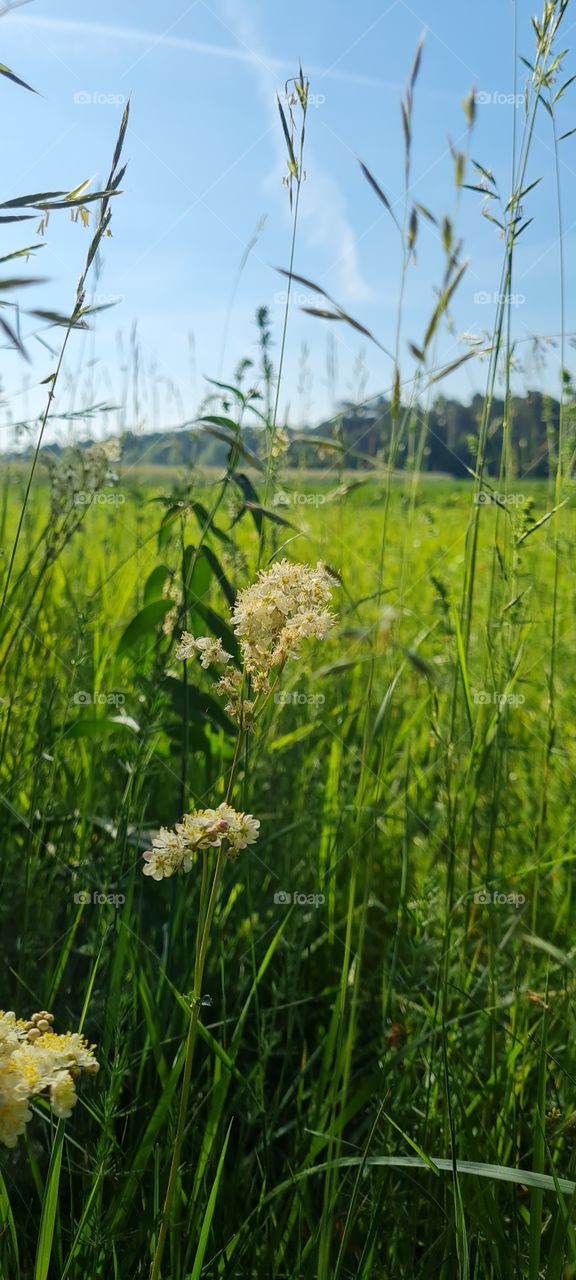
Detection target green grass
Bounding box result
[3,2,576,1275]
[2,469,576,1278]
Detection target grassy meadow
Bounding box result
[3,1,576,1276]
[2,464,576,1278]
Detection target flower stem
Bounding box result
[149,732,245,1280]
[149,851,225,1280]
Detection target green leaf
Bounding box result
[0,1169,19,1276]
[0,190,65,210]
[270,721,323,752]
[143,564,170,605]
[0,276,47,291]
[382,1111,440,1175]
[117,600,173,654]
[290,434,345,452]
[162,675,236,735]
[276,95,297,173]
[188,1120,233,1280]
[196,421,265,472]
[183,545,212,605]
[198,544,236,606]
[231,473,262,532]
[34,1121,65,1280]
[241,501,298,530]
[190,501,234,548]
[452,605,474,732]
[358,159,402,233]
[157,503,185,550]
[0,315,29,362]
[197,414,241,432]
[30,310,89,330]
[269,1153,576,1197]
[0,62,37,94]
[105,1036,187,1232]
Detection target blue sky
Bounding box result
[2,0,576,444]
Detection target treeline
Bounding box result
[311,388,574,477]
[117,387,576,476]
[7,389,574,478]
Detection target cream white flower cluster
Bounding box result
[142,803,260,880]
[230,559,335,690]
[175,634,232,668]
[0,1010,99,1148]
[175,560,335,719]
[47,437,121,514]
[162,577,184,637]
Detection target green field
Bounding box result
[3,1,576,1274]
[2,465,576,1278]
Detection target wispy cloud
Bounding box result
[7,14,400,91]
[219,0,373,303]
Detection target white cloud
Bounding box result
[221,0,372,303]
[8,14,399,91]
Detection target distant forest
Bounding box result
[120,388,576,477]
[9,388,576,478]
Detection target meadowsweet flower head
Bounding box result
[0,1010,99,1147]
[211,668,255,727]
[271,425,289,459]
[142,803,260,880]
[230,559,335,689]
[142,827,186,880]
[46,436,122,517]
[162,578,183,636]
[176,633,233,668]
